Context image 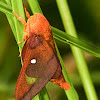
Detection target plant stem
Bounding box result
[52,27,100,58]
[27,0,43,14]
[56,0,98,100]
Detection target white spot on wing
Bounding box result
[31,59,36,64]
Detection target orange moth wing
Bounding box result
[14,12,70,100]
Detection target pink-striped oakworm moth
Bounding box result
[13,8,70,100]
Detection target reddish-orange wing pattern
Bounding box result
[13,9,70,100]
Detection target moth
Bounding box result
[13,8,70,100]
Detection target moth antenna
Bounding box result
[23,4,30,18]
[12,11,26,25]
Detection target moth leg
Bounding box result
[18,54,21,57]
[18,40,25,44]
[12,11,28,44]
[12,11,26,25]
[18,34,28,44]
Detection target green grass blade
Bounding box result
[55,43,79,100]
[0,1,12,15]
[11,0,25,52]
[27,0,43,14]
[0,6,12,15]
[56,0,98,100]
[52,27,100,58]
[4,0,17,41]
[5,0,11,5]
[39,87,50,100]
[32,95,39,100]
[6,14,18,41]
[0,1,12,9]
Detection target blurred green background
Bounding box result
[0,0,100,100]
